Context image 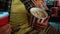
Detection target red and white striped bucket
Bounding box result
[30,7,48,27]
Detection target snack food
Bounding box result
[30,7,48,19]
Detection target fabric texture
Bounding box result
[10,0,29,34]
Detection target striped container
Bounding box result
[30,8,48,28]
[0,12,9,26]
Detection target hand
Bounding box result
[0,24,12,34]
[33,16,50,31]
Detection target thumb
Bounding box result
[43,16,50,23]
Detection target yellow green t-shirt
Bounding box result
[10,0,31,34]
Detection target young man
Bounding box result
[10,0,60,34]
[20,0,59,34]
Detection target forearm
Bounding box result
[42,2,49,10]
[44,6,49,10]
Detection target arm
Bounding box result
[0,24,11,34]
[42,1,49,10]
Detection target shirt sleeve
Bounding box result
[20,0,34,13]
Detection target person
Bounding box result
[31,0,49,10]
[30,0,50,30]
[20,0,59,34]
[10,0,59,34]
[0,24,11,34]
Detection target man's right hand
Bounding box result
[0,24,12,34]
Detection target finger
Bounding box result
[1,24,11,34]
[40,18,45,24]
[6,24,12,32]
[5,27,11,34]
[37,19,42,23]
[33,24,45,30]
[0,24,9,33]
[37,17,48,25]
[40,16,50,24]
[39,16,50,26]
[0,24,11,33]
[34,23,45,27]
[43,16,50,23]
[34,23,46,27]
[45,16,50,23]
[2,24,9,30]
[2,28,11,34]
[36,17,49,26]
